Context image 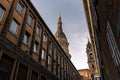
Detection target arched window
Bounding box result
[89,53,94,60]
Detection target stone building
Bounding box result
[0,0,82,80]
[86,40,95,79]
[55,13,71,59]
[83,0,120,80]
[78,39,98,80]
[78,69,92,80]
[86,40,95,71]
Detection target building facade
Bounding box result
[0,0,82,80]
[83,0,120,80]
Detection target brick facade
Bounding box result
[0,0,82,80]
[83,0,120,80]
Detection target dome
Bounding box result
[54,13,68,42]
[55,30,67,40]
[54,13,71,59]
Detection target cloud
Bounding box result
[69,32,88,69]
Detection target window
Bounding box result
[53,46,56,53]
[36,26,40,35]
[48,40,52,49]
[16,64,28,80]
[66,64,69,74]
[89,53,94,60]
[64,72,66,80]
[53,49,56,60]
[16,3,23,14]
[31,71,38,80]
[95,77,101,80]
[58,53,60,61]
[41,49,46,60]
[64,62,66,70]
[61,56,63,67]
[0,5,5,21]
[91,64,95,69]
[43,35,46,42]
[0,55,14,80]
[61,68,63,78]
[27,15,32,25]
[23,32,30,45]
[9,20,19,35]
[41,76,46,80]
[94,75,101,80]
[48,55,51,66]
[107,22,120,73]
[33,41,39,53]
[117,4,120,36]
[57,64,60,75]
[53,60,56,71]
[61,56,63,63]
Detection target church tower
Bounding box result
[86,39,99,79]
[86,39,95,70]
[55,13,71,59]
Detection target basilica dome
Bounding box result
[54,13,71,59]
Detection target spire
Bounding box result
[57,12,62,31]
[55,12,71,59]
[59,11,61,18]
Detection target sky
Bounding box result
[31,0,89,70]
